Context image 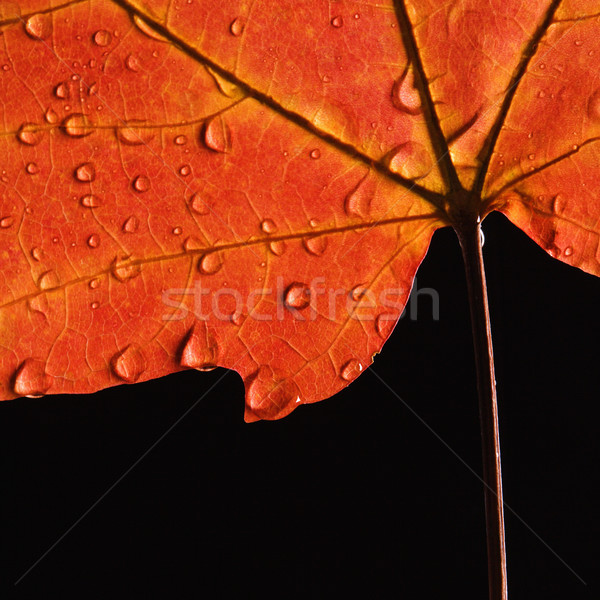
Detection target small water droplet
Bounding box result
[198,252,222,275]
[92,29,112,47]
[202,116,231,153]
[54,81,70,99]
[115,120,152,145]
[87,233,100,248]
[551,194,566,213]
[0,216,14,228]
[25,162,40,175]
[133,14,168,42]
[189,192,210,215]
[303,235,328,256]
[174,134,187,145]
[80,194,100,208]
[350,285,366,302]
[44,107,59,124]
[572,144,579,151]
[13,358,52,397]
[183,236,203,252]
[564,246,573,256]
[121,215,139,233]
[24,14,53,41]
[528,153,535,160]
[110,256,141,282]
[331,16,344,28]
[375,313,396,338]
[386,142,432,180]
[125,54,141,72]
[309,218,319,228]
[537,90,546,98]
[74,162,96,182]
[60,113,93,138]
[172,226,183,235]
[391,66,422,114]
[284,282,311,310]
[111,344,146,382]
[179,164,191,176]
[344,175,371,219]
[340,358,362,381]
[179,324,219,370]
[16,122,43,146]
[260,218,277,234]
[89,278,100,289]
[309,148,321,159]
[132,174,150,192]
[322,74,331,83]
[269,240,286,256]
[539,62,546,69]
[245,366,302,420]
[31,247,43,261]
[229,17,245,36]
[37,270,60,290]
[91,301,100,309]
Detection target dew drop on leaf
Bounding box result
[229,17,245,37]
[90,301,100,310]
[179,164,191,176]
[0,216,14,228]
[587,89,600,121]
[87,234,100,248]
[303,235,328,256]
[202,117,231,153]
[350,285,366,301]
[183,236,203,252]
[344,177,371,218]
[375,313,395,338]
[133,14,168,42]
[74,162,96,182]
[31,247,43,262]
[391,67,422,115]
[172,226,183,235]
[564,246,573,257]
[60,113,93,138]
[260,218,277,234]
[92,29,112,47]
[284,282,311,310]
[13,358,52,397]
[125,54,141,72]
[54,82,70,100]
[189,192,210,215]
[331,16,344,28]
[16,123,43,146]
[110,257,141,282]
[132,175,150,192]
[180,324,219,371]
[37,270,60,290]
[89,278,100,289]
[116,120,152,145]
[80,194,100,208]
[111,345,146,382]
[25,162,39,175]
[246,366,302,420]
[309,148,321,159]
[340,358,363,381]
[269,240,286,256]
[44,107,59,124]
[24,14,53,41]
[551,194,566,213]
[174,134,187,145]
[386,141,433,180]
[198,252,222,274]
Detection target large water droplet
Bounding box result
[74,162,96,182]
[198,252,222,275]
[189,192,210,215]
[44,107,59,124]
[125,54,141,72]
[391,66,422,115]
[0,216,14,228]
[92,29,112,47]
[303,235,328,256]
[110,256,141,282]
[375,313,395,338]
[260,219,277,234]
[37,270,60,290]
[13,358,52,397]
[16,122,43,146]
[111,344,146,382]
[183,236,203,252]
[245,366,302,420]
[202,117,231,153]
[386,142,433,180]
[587,89,600,121]
[80,194,100,208]
[340,358,363,381]
[87,233,100,248]
[344,175,371,219]
[133,14,168,42]
[122,215,139,233]
[309,148,321,159]
[115,120,152,145]
[60,113,93,138]
[284,282,311,310]
[331,16,344,28]
[551,194,566,213]
[269,240,286,256]
[132,174,150,192]
[179,324,219,370]
[24,14,53,41]
[27,295,49,319]
[229,17,245,36]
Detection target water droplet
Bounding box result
[37,270,60,290]
[354,13,360,19]
[202,116,231,153]
[551,194,566,213]
[183,236,203,252]
[74,162,96,182]
[179,164,191,176]
[87,233,100,248]
[309,148,321,159]
[331,16,344,28]
[172,226,183,235]
[322,74,331,83]
[133,14,168,42]
[60,113,93,138]
[174,134,187,145]
[350,285,366,302]
[125,54,141,72]
[16,122,43,146]
[115,120,152,145]
[31,247,43,261]
[25,162,40,175]
[391,66,422,114]
[375,313,396,338]
[344,176,371,218]
[198,252,222,274]
[110,256,141,282]
[54,81,70,99]
[80,194,100,208]
[564,246,573,257]
[24,14,53,41]
[284,282,311,310]
[13,359,52,397]
[205,66,239,97]
[0,216,14,228]
[340,358,362,381]
[91,301,100,309]
[269,240,286,256]
[189,192,210,215]
[303,235,328,256]
[122,215,139,233]
[229,17,245,36]
[179,325,219,370]
[44,107,59,124]
[386,142,433,180]
[89,278,100,289]
[245,366,302,420]
[111,345,146,382]
[260,218,277,234]
[27,295,49,319]
[537,90,546,98]
[132,174,150,192]
[92,29,112,47]
[309,218,319,228]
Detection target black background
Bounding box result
[1,212,598,598]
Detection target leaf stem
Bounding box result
[456,218,508,600]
